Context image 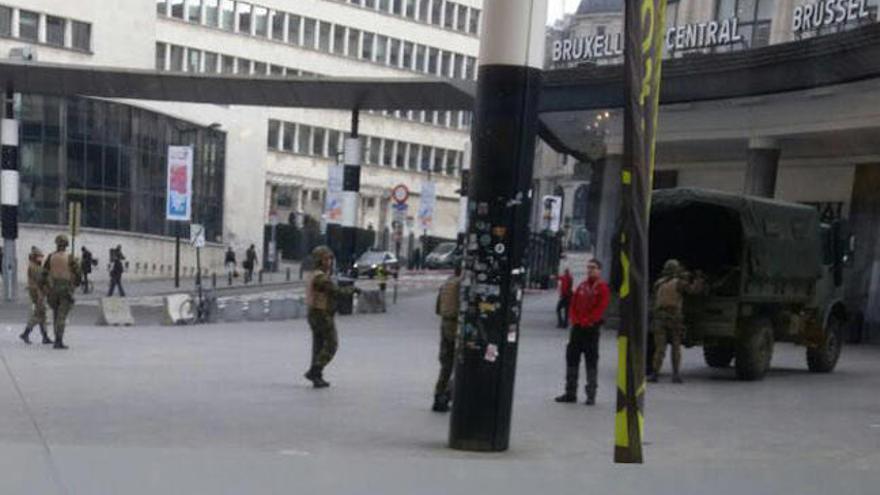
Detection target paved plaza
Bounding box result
[0,287,878,494]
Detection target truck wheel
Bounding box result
[807,316,843,373]
[735,321,774,381]
[703,344,735,368]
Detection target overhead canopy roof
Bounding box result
[0,59,476,111]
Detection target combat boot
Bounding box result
[53,333,68,350]
[313,375,330,389]
[585,386,596,406]
[39,324,53,345]
[432,394,450,413]
[304,366,320,385]
[19,327,32,345]
[554,392,577,403]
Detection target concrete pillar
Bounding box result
[743,137,780,198]
[595,142,623,274]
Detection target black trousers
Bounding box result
[565,325,600,396]
[556,296,570,328]
[107,276,125,297]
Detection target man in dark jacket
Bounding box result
[555,259,610,406]
[107,245,126,297]
[80,246,94,294]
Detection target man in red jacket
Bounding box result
[555,259,610,405]
[556,268,573,328]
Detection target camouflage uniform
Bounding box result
[304,246,352,388]
[20,248,52,344]
[43,235,82,350]
[650,260,703,382]
[432,273,461,412]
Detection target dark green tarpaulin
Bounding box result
[651,188,822,281]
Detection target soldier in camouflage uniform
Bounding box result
[648,259,704,384]
[304,245,354,388]
[19,247,53,345]
[42,235,82,350]
[432,266,462,412]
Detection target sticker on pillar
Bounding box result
[494,244,506,254]
[484,344,499,363]
[507,325,517,343]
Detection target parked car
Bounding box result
[424,242,462,269]
[352,250,399,278]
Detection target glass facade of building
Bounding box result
[19,95,226,242]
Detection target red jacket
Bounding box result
[569,276,610,328]
[558,272,573,298]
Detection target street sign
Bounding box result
[68,201,82,237]
[391,184,409,204]
[190,223,205,248]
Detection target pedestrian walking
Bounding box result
[19,247,52,345]
[224,246,237,282]
[304,245,356,388]
[413,247,422,270]
[555,259,610,406]
[244,244,258,283]
[80,246,95,294]
[648,259,704,384]
[42,235,81,349]
[107,246,126,297]
[556,267,573,328]
[432,266,462,412]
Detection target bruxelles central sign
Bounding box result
[551,18,742,63]
[792,0,870,34]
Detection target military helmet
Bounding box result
[55,234,69,247]
[662,259,683,276]
[311,245,334,262]
[29,246,44,259]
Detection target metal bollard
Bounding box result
[228,272,233,286]
[286,267,291,281]
[212,272,216,289]
[258,271,263,284]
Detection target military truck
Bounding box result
[648,188,851,380]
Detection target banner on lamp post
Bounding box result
[324,164,344,224]
[614,0,668,465]
[166,146,193,221]
[418,181,436,232]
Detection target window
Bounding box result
[380,0,391,12]
[19,10,39,42]
[369,137,382,165]
[237,2,252,34]
[155,42,167,70]
[469,9,480,34]
[282,122,295,151]
[72,21,91,51]
[187,48,201,72]
[171,0,185,19]
[157,1,168,15]
[428,47,439,74]
[46,16,66,47]
[188,0,202,23]
[715,0,773,51]
[389,38,401,67]
[333,25,346,54]
[393,0,403,15]
[319,21,331,51]
[445,149,458,175]
[375,35,388,63]
[170,45,185,71]
[220,0,235,30]
[297,125,312,154]
[205,0,219,26]
[421,146,432,171]
[312,127,326,156]
[464,56,476,80]
[253,61,267,75]
[328,130,341,157]
[365,0,376,8]
[416,45,426,71]
[303,18,316,48]
[348,28,360,57]
[288,15,301,45]
[383,140,395,166]
[221,54,235,74]
[441,51,451,77]
[433,148,444,173]
[204,51,218,72]
[402,41,414,69]
[254,6,268,36]
[270,11,285,41]
[456,5,467,31]
[405,0,417,19]
[454,53,464,78]
[444,1,455,29]
[0,8,12,38]
[395,142,407,168]
[362,32,374,60]
[269,64,284,76]
[237,58,251,74]
[418,0,429,21]
[431,0,443,25]
[408,144,420,170]
[268,120,280,149]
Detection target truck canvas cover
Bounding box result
[651,188,822,281]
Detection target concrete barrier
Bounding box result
[217,300,245,322]
[356,290,386,314]
[244,299,268,322]
[268,297,306,320]
[97,297,135,326]
[163,294,192,325]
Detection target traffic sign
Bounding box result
[190,224,206,248]
[391,184,409,204]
